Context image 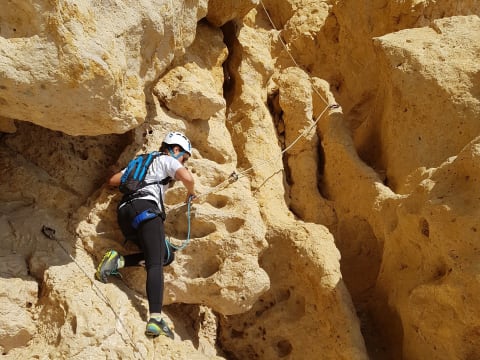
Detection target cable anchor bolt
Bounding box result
[229,171,239,182]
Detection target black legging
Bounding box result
[118,199,165,314]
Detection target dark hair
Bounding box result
[160,142,181,154]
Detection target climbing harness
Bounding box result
[131,208,163,230]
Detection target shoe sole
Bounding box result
[145,329,160,337]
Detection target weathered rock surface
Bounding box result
[206,0,260,27]
[372,15,480,192]
[0,255,38,353]
[154,23,227,121]
[0,0,208,136]
[1,1,479,360]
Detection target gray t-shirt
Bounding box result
[123,154,183,209]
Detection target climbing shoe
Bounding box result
[95,249,122,283]
[145,318,174,339]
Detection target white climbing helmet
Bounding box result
[163,131,192,155]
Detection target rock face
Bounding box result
[0,1,479,360]
[0,0,208,136]
[373,15,480,192]
[0,255,37,353]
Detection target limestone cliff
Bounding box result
[0,1,479,359]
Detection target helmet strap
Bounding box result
[168,148,185,160]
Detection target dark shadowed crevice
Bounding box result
[220,21,238,108]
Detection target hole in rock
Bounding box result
[224,217,245,233]
[420,218,430,237]
[275,339,293,357]
[165,217,217,240]
[205,193,230,209]
[184,252,222,279]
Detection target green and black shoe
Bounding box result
[145,318,174,339]
[95,249,122,283]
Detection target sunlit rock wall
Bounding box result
[0,0,207,135]
[1,1,479,360]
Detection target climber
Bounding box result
[95,131,196,339]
